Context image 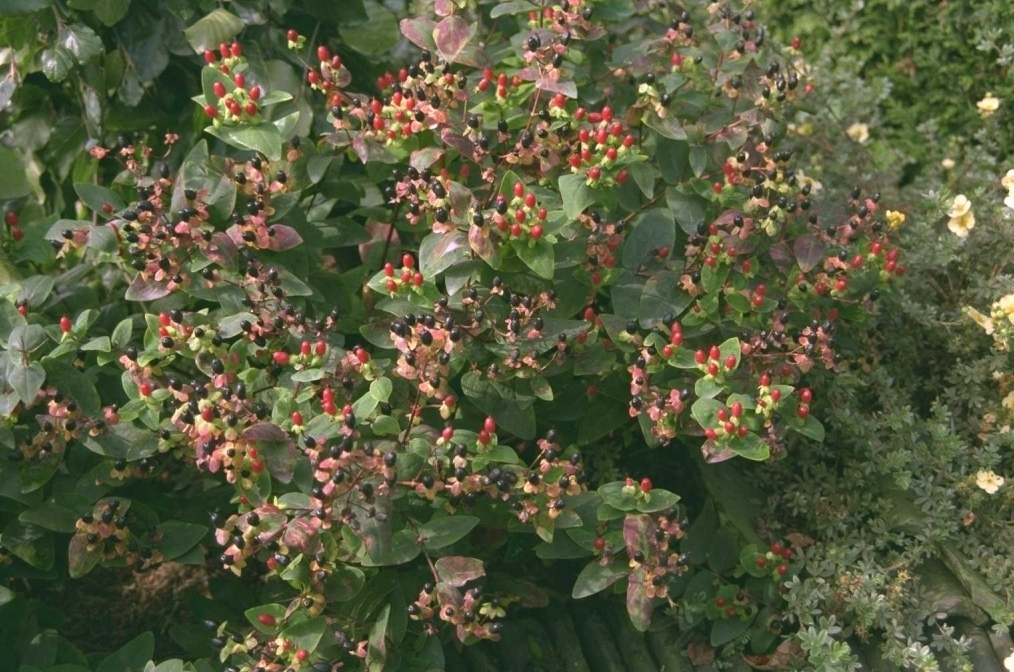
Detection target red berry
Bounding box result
[770,542,783,555]
[511,223,522,237]
[315,340,326,357]
[605,147,617,161]
[317,45,330,61]
[5,211,18,227]
[731,402,743,418]
[386,279,398,293]
[295,649,308,662]
[756,556,767,568]
[273,351,290,365]
[300,340,311,356]
[291,411,303,425]
[384,262,395,277]
[725,607,738,618]
[412,272,424,287]
[616,169,629,184]
[662,345,674,358]
[715,597,726,607]
[402,253,415,269]
[790,36,801,50]
[513,182,524,198]
[355,347,370,364]
[203,50,216,64]
[484,416,496,434]
[770,389,781,402]
[477,430,490,444]
[594,537,606,551]
[601,105,614,121]
[250,85,262,101]
[524,192,536,208]
[777,564,788,576]
[287,29,298,41]
[639,477,652,493]
[213,81,226,97]
[201,407,214,422]
[724,355,736,370]
[159,312,171,326]
[59,316,72,333]
[709,345,721,361]
[139,383,152,397]
[797,405,809,419]
[800,388,813,404]
[694,349,707,364]
[781,548,793,560]
[230,42,242,57]
[530,224,543,239]
[245,102,258,116]
[203,104,218,118]
[588,167,601,180]
[257,613,276,627]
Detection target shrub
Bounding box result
[0,1,901,670]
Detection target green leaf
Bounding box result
[96,633,154,672]
[636,488,679,513]
[666,186,707,234]
[19,502,79,533]
[280,616,327,652]
[367,604,390,672]
[155,522,207,560]
[419,515,479,550]
[43,362,101,417]
[559,173,596,220]
[0,585,14,607]
[9,361,45,405]
[622,208,674,271]
[339,1,399,57]
[67,0,131,26]
[711,616,751,647]
[791,415,825,442]
[205,122,283,161]
[0,0,52,17]
[0,147,30,200]
[639,271,692,328]
[689,145,708,177]
[245,604,286,633]
[460,372,536,439]
[184,9,244,53]
[40,45,75,82]
[572,559,628,598]
[0,519,54,570]
[60,24,103,64]
[82,422,159,459]
[513,238,555,279]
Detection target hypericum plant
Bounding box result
[0,1,902,669]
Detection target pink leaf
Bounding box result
[439,129,475,159]
[468,224,500,268]
[536,78,578,98]
[792,233,826,273]
[434,556,485,587]
[242,423,288,441]
[433,16,470,63]
[125,275,171,302]
[626,566,654,631]
[410,147,444,172]
[399,17,437,51]
[265,225,303,252]
[434,0,454,16]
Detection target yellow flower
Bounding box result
[1003,391,1014,410]
[941,158,956,170]
[1002,169,1014,191]
[886,210,906,229]
[997,294,1014,323]
[976,469,1005,494]
[964,307,995,335]
[846,122,869,144]
[946,195,975,237]
[977,93,1001,117]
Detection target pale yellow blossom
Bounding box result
[1006,193,1014,210]
[1005,650,1014,672]
[977,93,1001,117]
[998,294,1014,323]
[886,210,906,229]
[1002,169,1014,191]
[846,122,869,144]
[941,158,956,170]
[976,469,1005,494]
[1003,391,1014,410]
[947,195,975,237]
[964,307,995,335]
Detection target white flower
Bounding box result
[1004,392,1014,410]
[1002,169,1014,191]
[977,93,1001,117]
[1004,649,1014,671]
[976,470,1005,494]
[997,294,1014,324]
[846,122,869,144]
[941,158,956,170]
